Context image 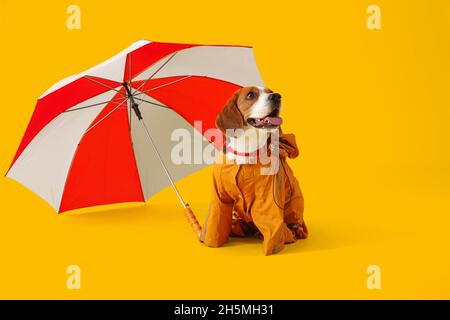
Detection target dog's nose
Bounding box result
[269,93,281,103]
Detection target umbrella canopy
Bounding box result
[6,40,264,213]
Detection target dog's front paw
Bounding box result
[288,223,308,239]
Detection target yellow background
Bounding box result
[1,0,449,299]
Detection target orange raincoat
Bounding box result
[200,133,307,255]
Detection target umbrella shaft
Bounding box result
[123,81,187,209]
[138,119,187,209]
[123,82,143,120]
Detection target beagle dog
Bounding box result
[200,86,308,255]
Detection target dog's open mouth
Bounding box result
[247,112,283,129]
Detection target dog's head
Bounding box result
[215,86,282,136]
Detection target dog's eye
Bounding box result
[246,91,255,99]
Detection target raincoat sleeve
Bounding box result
[250,173,298,256]
[250,133,305,255]
[278,133,308,239]
[200,165,233,247]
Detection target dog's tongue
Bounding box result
[258,116,283,126]
[251,116,283,127]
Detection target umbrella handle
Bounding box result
[184,206,202,240]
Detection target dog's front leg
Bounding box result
[252,175,298,255]
[200,176,234,248]
[252,207,297,255]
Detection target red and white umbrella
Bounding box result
[6,40,264,235]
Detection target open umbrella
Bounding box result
[6,40,264,238]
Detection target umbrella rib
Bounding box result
[135,75,193,96]
[132,52,178,95]
[81,98,128,137]
[63,97,127,113]
[133,96,169,109]
[84,76,125,96]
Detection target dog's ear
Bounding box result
[215,90,244,136]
